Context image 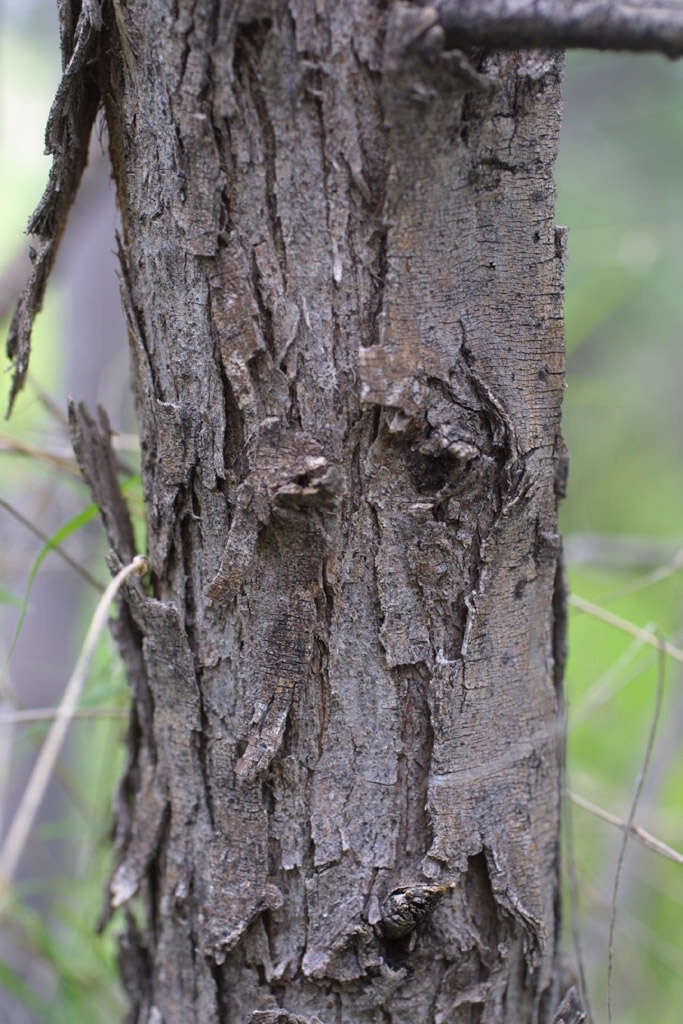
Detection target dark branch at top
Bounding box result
[5,1,683,416]
[426,0,683,59]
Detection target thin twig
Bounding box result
[432,0,683,59]
[110,432,140,453]
[0,555,147,903]
[569,790,683,866]
[0,428,137,477]
[607,636,665,1023]
[0,706,128,725]
[569,593,683,665]
[27,375,70,432]
[565,532,683,570]
[0,431,81,476]
[579,877,683,976]
[0,494,103,592]
[605,547,683,602]
[570,628,655,728]
[564,785,594,1023]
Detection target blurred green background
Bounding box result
[558,49,683,1024]
[0,7,681,1023]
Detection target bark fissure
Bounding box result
[238,21,288,284]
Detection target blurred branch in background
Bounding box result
[0,496,102,594]
[0,707,127,725]
[0,556,147,904]
[566,532,683,570]
[569,593,683,663]
[569,790,683,866]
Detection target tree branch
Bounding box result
[423,1,683,59]
[568,790,683,866]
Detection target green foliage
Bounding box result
[2,884,127,1024]
[3,504,100,672]
[557,50,683,1024]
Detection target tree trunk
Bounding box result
[75,2,569,1021]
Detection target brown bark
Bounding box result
[52,1,570,1021]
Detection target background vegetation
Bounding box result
[0,7,681,1021]
[559,49,683,1024]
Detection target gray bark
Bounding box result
[39,1,570,1021]
[428,0,683,59]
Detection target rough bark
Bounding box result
[426,0,683,59]
[75,1,567,1021]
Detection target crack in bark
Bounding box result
[238,21,288,281]
[117,234,163,403]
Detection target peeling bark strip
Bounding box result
[5,0,103,413]
[68,400,136,562]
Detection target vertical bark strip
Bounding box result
[95,2,567,1020]
[6,0,103,412]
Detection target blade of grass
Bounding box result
[0,555,148,903]
[2,888,124,1020]
[0,955,52,1019]
[0,494,102,592]
[2,474,142,697]
[1,502,101,701]
[0,586,22,608]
